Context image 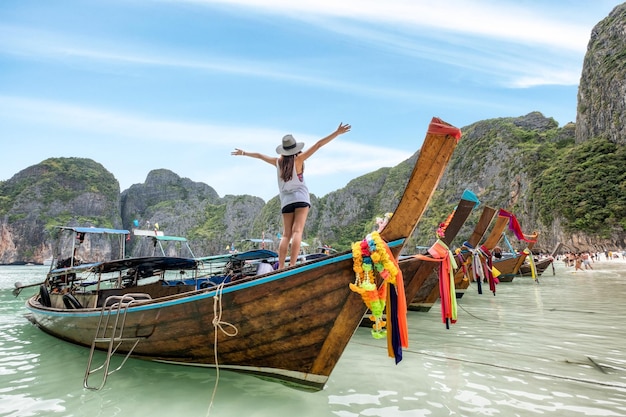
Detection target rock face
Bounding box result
[120,169,219,256]
[0,158,122,263]
[119,169,270,256]
[576,3,626,145]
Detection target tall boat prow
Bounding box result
[519,241,562,277]
[20,117,461,391]
[492,209,538,282]
[453,209,509,297]
[401,190,480,310]
[409,204,497,311]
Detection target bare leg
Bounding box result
[288,207,309,266]
[278,212,294,269]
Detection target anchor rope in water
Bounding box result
[352,340,626,389]
[206,280,239,417]
[456,299,492,322]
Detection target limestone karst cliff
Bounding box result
[576,3,626,145]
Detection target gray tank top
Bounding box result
[276,160,310,209]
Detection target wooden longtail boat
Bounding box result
[454,210,509,297]
[519,256,550,277]
[492,232,539,282]
[408,205,497,311]
[400,192,479,312]
[132,228,197,258]
[518,242,562,277]
[359,192,478,325]
[22,117,461,391]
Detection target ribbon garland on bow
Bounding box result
[478,245,500,295]
[436,211,454,239]
[415,239,458,329]
[351,231,408,363]
[462,241,500,295]
[498,209,536,243]
[464,242,484,294]
[523,248,538,280]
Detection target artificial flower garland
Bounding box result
[350,231,398,339]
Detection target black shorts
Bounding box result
[281,202,311,214]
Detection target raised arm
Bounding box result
[299,123,351,161]
[231,148,277,166]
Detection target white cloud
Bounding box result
[0,0,595,92]
[0,95,414,200]
[178,0,592,52]
[0,95,281,146]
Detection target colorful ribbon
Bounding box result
[523,248,538,280]
[479,245,499,295]
[416,239,458,329]
[498,209,536,243]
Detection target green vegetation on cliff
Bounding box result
[532,137,626,236]
[0,157,119,224]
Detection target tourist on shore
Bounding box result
[574,254,584,272]
[582,252,593,270]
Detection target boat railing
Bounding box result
[83,293,152,390]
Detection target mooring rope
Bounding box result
[456,300,492,322]
[353,340,626,389]
[206,281,239,417]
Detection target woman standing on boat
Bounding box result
[232,123,351,269]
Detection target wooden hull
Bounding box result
[25,117,462,391]
[28,254,370,389]
[519,257,554,276]
[492,255,525,282]
[401,197,478,311]
[454,213,509,296]
[493,232,538,281]
[410,206,497,310]
[519,242,561,277]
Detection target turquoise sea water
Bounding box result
[1,260,625,417]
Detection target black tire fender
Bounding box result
[62,293,83,309]
[39,285,51,307]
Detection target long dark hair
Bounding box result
[279,153,302,182]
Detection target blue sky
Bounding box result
[0,1,622,202]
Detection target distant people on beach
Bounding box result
[561,250,625,266]
[574,254,584,272]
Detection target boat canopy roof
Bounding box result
[133,229,164,237]
[242,238,274,243]
[197,249,277,264]
[49,262,103,276]
[58,226,130,235]
[49,257,197,275]
[153,235,188,242]
[91,256,198,273]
